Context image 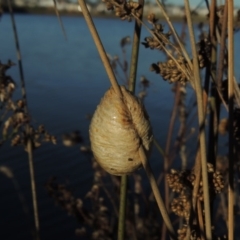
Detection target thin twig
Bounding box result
[227,0,235,239]
[197,199,205,240]
[78,0,122,98]
[7,1,40,240]
[128,1,144,93]
[53,0,67,40]
[216,3,228,87]
[184,0,212,239]
[161,82,181,240]
[207,0,218,168]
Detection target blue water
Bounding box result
[0,14,239,240]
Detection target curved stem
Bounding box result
[139,146,176,240]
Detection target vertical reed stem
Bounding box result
[118,2,144,238]
[7,1,40,239]
[128,0,144,93]
[26,138,40,240]
[184,0,212,239]
[118,176,127,240]
[227,0,234,239]
[208,0,218,167]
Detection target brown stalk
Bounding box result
[160,82,181,240]
[216,3,228,87]
[139,146,177,240]
[184,0,212,239]
[7,1,40,239]
[78,0,122,98]
[197,199,205,240]
[207,0,218,168]
[192,63,211,212]
[227,0,235,239]
[53,0,67,40]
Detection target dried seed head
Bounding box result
[177,225,188,240]
[147,13,157,24]
[167,169,193,193]
[171,195,191,220]
[197,37,211,68]
[11,134,22,146]
[155,56,189,84]
[218,118,228,135]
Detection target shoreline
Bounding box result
[1,6,209,22]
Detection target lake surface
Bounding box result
[0,14,239,240]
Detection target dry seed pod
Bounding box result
[89,86,153,175]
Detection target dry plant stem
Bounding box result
[128,0,143,93]
[184,0,212,239]
[155,0,193,70]
[216,3,228,86]
[118,175,127,240]
[208,0,218,167]
[26,138,40,240]
[206,0,240,109]
[197,199,205,240]
[7,0,27,107]
[118,2,144,239]
[78,0,122,98]
[208,3,240,108]
[7,1,40,239]
[139,146,176,240]
[227,0,234,239]
[192,151,201,210]
[161,82,181,240]
[53,0,67,40]
[193,84,209,211]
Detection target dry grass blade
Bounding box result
[227,0,234,239]
[78,0,122,98]
[7,1,40,239]
[53,0,67,40]
[184,0,212,239]
[139,146,177,240]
